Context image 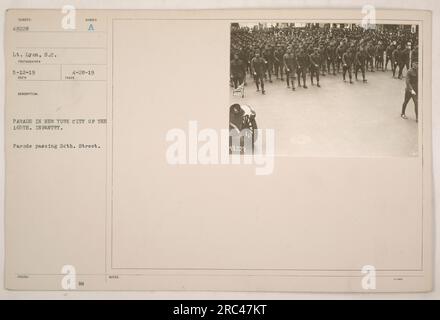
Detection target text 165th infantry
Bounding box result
[173,304,267,318]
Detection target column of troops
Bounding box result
[230,25,419,121]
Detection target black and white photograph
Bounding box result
[1,3,436,299]
[230,22,420,157]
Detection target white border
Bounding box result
[0,0,438,300]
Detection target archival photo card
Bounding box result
[4,8,433,292]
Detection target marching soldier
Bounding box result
[245,49,256,84]
[384,42,395,72]
[327,41,337,75]
[354,45,368,82]
[262,46,274,83]
[319,44,327,76]
[392,45,401,78]
[366,41,375,72]
[336,41,345,73]
[283,47,297,90]
[342,45,354,84]
[230,53,246,89]
[401,61,418,122]
[375,41,385,71]
[240,47,250,85]
[276,46,285,80]
[273,47,282,80]
[398,44,410,79]
[410,44,418,66]
[296,47,309,89]
[250,52,267,94]
[309,48,321,87]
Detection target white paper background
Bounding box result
[0,0,438,299]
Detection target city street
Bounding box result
[230,68,418,157]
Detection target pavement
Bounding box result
[230,68,418,157]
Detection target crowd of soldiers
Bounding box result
[230,24,419,120]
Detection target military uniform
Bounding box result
[296,49,309,88]
[275,47,285,80]
[319,45,327,76]
[309,50,321,87]
[342,48,354,83]
[384,44,395,71]
[327,43,337,75]
[401,67,418,121]
[263,48,274,82]
[250,55,267,94]
[354,47,367,82]
[273,48,282,79]
[375,43,385,71]
[410,47,418,66]
[398,46,410,79]
[336,44,345,73]
[230,57,246,89]
[392,47,400,78]
[283,51,297,90]
[366,43,375,72]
